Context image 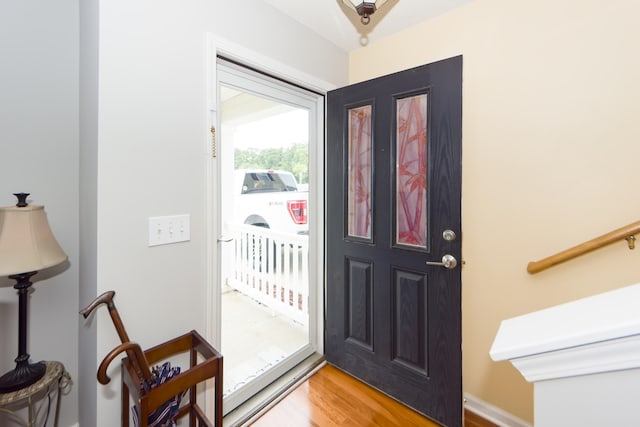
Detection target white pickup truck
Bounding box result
[233,169,308,235]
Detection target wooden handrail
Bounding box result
[527,220,640,274]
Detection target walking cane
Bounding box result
[80,291,152,386]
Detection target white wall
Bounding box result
[2,0,346,424]
[79,0,99,425]
[536,369,640,426]
[0,1,79,426]
[81,0,348,425]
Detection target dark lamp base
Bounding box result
[0,361,46,393]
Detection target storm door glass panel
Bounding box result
[347,105,373,241]
[395,94,428,249]
[217,59,320,415]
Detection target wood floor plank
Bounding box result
[251,364,441,426]
[463,410,500,427]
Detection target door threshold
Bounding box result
[223,353,326,427]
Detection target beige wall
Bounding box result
[349,0,640,422]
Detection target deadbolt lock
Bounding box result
[442,229,456,241]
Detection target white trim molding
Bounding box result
[207,34,337,95]
[490,282,640,381]
[490,283,640,426]
[464,393,532,427]
[510,333,640,382]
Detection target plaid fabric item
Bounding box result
[132,362,184,427]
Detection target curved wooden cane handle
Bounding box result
[79,290,116,319]
[79,290,131,345]
[97,341,151,385]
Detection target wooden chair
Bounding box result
[80,291,223,426]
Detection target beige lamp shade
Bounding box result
[0,204,67,276]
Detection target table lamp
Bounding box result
[0,193,67,393]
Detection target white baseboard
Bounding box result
[464,393,532,427]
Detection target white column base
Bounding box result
[490,283,640,427]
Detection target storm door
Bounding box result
[326,56,463,426]
[216,59,322,414]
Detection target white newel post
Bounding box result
[490,283,640,426]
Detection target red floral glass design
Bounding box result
[347,105,373,240]
[396,94,428,248]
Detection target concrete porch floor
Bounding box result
[221,289,308,397]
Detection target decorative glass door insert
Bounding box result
[395,93,428,249]
[347,105,373,241]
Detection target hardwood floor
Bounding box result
[250,364,440,426]
[464,410,500,427]
[249,364,500,427]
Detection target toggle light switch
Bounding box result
[148,214,191,246]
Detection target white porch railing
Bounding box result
[226,223,309,326]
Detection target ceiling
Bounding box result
[261,0,474,52]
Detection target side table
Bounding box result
[0,361,71,427]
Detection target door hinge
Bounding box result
[210,126,217,158]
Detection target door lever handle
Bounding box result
[217,236,233,243]
[425,254,457,269]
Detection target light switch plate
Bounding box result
[148,214,191,246]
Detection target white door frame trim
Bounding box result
[204,32,332,416]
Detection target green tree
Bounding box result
[235,143,308,183]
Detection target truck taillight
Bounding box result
[287,200,307,225]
